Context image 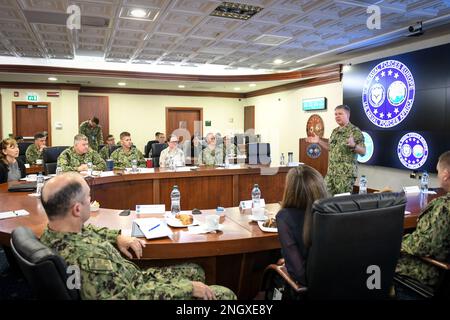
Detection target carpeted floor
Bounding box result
[0,246,33,300]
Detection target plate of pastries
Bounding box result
[166,213,199,227]
[257,218,278,233]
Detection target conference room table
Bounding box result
[0,165,443,299]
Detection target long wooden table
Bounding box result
[0,165,443,299]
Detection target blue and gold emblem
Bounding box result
[362,60,415,128]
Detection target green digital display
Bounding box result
[302,97,327,111]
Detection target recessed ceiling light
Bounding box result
[130,8,147,18]
[178,85,185,88]
[48,77,58,81]
[118,82,126,86]
[249,83,256,87]
[234,87,241,91]
[273,59,283,65]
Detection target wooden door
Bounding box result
[244,105,255,132]
[166,107,203,143]
[78,96,109,143]
[12,102,52,145]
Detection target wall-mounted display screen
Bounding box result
[343,43,450,173]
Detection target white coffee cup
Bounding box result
[36,159,43,165]
[205,215,219,231]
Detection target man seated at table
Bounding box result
[198,133,223,166]
[39,173,236,300]
[396,150,450,292]
[159,135,185,168]
[99,134,116,160]
[110,131,145,170]
[223,135,241,159]
[57,134,106,172]
[145,132,166,158]
[25,132,47,165]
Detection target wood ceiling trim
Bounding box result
[0,64,340,82]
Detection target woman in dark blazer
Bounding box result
[0,138,26,183]
[276,165,328,285]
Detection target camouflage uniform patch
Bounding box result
[325,122,365,195]
[79,120,103,151]
[57,147,106,172]
[396,193,450,287]
[39,225,236,300]
[25,144,43,165]
[198,147,224,166]
[159,147,185,167]
[99,145,111,160]
[110,147,145,170]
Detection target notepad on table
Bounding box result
[0,209,30,220]
[131,218,172,239]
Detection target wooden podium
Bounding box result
[299,138,329,177]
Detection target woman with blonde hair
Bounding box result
[276,165,328,285]
[0,138,26,183]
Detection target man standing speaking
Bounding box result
[307,105,366,195]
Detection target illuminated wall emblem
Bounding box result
[362,60,415,128]
[397,132,428,169]
[357,131,374,163]
[306,143,321,159]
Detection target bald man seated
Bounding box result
[39,173,236,300]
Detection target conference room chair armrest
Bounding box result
[420,257,450,270]
[264,263,307,293]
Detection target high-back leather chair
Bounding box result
[42,146,68,175]
[246,142,271,165]
[10,227,80,300]
[144,140,158,158]
[151,143,167,168]
[107,145,121,158]
[262,192,406,300]
[18,142,33,164]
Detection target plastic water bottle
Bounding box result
[359,175,367,194]
[131,158,138,173]
[36,172,44,196]
[224,154,230,168]
[280,153,285,166]
[170,185,181,216]
[87,161,93,175]
[169,155,176,171]
[55,165,62,175]
[420,171,429,193]
[251,184,261,208]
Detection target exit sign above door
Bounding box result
[26,92,39,101]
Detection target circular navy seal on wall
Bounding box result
[397,132,428,170]
[306,143,321,159]
[362,60,415,128]
[357,131,374,163]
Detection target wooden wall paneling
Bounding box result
[159,175,234,210]
[238,172,287,204]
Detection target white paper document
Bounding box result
[403,186,420,194]
[135,204,166,214]
[131,218,172,239]
[239,199,266,209]
[0,209,30,220]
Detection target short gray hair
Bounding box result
[74,134,88,145]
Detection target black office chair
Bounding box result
[151,143,167,168]
[10,226,80,300]
[42,146,69,175]
[262,192,406,300]
[144,140,158,158]
[18,142,33,164]
[108,145,122,158]
[246,143,271,165]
